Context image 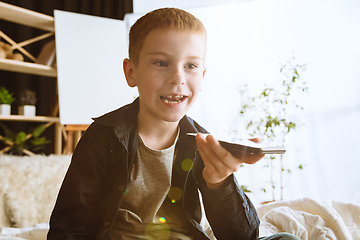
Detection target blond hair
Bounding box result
[128,8,207,66]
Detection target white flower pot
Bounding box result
[0,104,11,115]
[18,105,36,117]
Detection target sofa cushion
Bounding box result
[0,155,71,228]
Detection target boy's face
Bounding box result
[124,28,207,124]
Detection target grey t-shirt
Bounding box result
[109,132,192,240]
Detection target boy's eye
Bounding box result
[155,61,168,67]
[186,64,198,69]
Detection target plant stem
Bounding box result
[270,158,275,201]
[280,154,283,201]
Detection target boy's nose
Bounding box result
[168,68,185,85]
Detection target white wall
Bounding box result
[129,0,360,206]
[133,0,252,14]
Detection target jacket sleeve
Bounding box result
[47,123,119,240]
[199,174,259,240]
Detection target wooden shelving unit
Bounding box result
[0,58,57,77]
[0,115,59,122]
[0,1,54,32]
[0,1,57,76]
[0,1,62,154]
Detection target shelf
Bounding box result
[0,2,62,154]
[0,115,59,122]
[0,58,57,77]
[0,2,54,32]
[0,2,56,77]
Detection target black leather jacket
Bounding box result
[48,98,259,240]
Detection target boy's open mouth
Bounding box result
[160,95,186,104]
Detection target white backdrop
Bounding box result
[130,0,360,206]
[55,10,134,125]
[54,0,360,207]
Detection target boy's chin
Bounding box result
[162,113,186,123]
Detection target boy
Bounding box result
[48,7,299,240]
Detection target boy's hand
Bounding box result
[195,133,265,189]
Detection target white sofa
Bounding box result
[0,154,71,239]
[1,154,359,240]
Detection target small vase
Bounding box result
[18,105,36,117]
[0,104,11,115]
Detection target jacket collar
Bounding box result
[92,97,207,151]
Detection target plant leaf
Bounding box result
[15,131,27,144]
[241,185,251,193]
[31,137,50,146]
[31,124,47,138]
[0,122,15,141]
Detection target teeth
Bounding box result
[161,95,185,103]
[164,95,183,99]
[163,99,180,103]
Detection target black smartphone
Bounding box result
[187,133,286,155]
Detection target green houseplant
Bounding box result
[18,89,37,116]
[0,122,51,155]
[0,87,15,115]
[234,56,307,202]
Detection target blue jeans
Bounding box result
[259,233,301,240]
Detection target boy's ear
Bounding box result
[200,68,206,92]
[123,58,137,87]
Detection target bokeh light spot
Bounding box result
[159,217,166,223]
[168,187,182,203]
[181,159,193,172]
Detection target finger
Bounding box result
[206,136,265,166]
[203,135,241,172]
[195,134,221,175]
[195,134,230,175]
[195,134,221,168]
[242,153,265,164]
[249,137,261,143]
[197,141,229,185]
